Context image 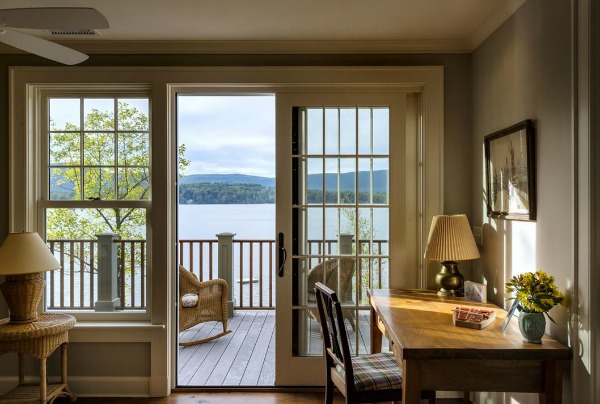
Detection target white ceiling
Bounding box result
[0,0,526,54]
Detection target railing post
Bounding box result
[95,232,119,312]
[339,233,354,255]
[217,232,235,317]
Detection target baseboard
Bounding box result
[0,376,151,397]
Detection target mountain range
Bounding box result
[179,170,388,193]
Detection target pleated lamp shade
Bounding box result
[424,215,480,261]
[0,232,61,323]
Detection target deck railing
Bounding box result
[47,238,146,310]
[46,237,388,311]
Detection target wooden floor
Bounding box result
[68,391,346,403]
[177,309,372,386]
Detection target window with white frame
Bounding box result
[41,95,150,313]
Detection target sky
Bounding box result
[177,95,276,178]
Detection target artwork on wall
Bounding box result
[484,119,536,221]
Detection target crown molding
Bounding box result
[0,39,472,55]
[466,0,528,50]
[0,1,526,55]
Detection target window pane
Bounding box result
[84,99,115,131]
[50,133,80,166]
[340,158,356,204]
[306,158,323,204]
[118,133,150,166]
[84,167,115,200]
[45,208,147,311]
[118,167,150,200]
[372,108,389,155]
[118,99,149,131]
[325,108,339,155]
[49,168,79,200]
[358,158,371,204]
[358,108,371,155]
[324,158,338,204]
[306,108,323,155]
[84,133,115,166]
[340,108,356,155]
[50,99,80,131]
[373,158,389,204]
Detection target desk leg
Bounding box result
[540,360,563,404]
[40,357,47,404]
[370,303,382,353]
[402,360,422,404]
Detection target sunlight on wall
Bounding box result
[510,221,536,274]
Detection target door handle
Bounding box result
[278,232,287,277]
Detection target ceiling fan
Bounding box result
[0,7,109,65]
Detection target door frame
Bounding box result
[168,67,443,388]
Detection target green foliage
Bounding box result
[505,269,566,323]
[47,101,188,241]
[179,183,275,204]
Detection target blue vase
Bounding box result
[518,311,546,343]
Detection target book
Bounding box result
[452,306,496,330]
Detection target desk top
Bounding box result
[369,288,572,361]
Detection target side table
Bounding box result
[0,313,77,403]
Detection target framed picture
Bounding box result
[484,119,536,221]
[464,281,487,303]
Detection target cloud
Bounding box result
[178,95,275,177]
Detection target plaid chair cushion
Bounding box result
[351,352,402,391]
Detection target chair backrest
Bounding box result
[308,258,356,301]
[315,282,354,389]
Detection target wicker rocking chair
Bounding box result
[307,257,357,329]
[178,265,231,346]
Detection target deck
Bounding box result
[177,309,373,386]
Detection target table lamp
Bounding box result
[0,232,61,323]
[424,214,480,296]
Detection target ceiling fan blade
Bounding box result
[0,7,109,30]
[0,28,88,65]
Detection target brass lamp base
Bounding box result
[0,273,45,323]
[435,261,464,297]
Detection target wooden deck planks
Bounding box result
[177,309,372,387]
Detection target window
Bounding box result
[41,95,150,313]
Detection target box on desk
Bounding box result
[452,306,496,329]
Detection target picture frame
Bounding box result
[464,281,487,303]
[484,119,536,221]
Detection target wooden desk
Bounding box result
[0,313,76,404]
[368,289,572,404]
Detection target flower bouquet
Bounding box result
[504,269,566,343]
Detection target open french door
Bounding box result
[274,91,419,385]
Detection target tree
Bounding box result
[47,101,189,241]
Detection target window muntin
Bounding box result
[48,97,150,201]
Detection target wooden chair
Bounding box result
[314,282,435,404]
[178,265,231,346]
[307,258,357,329]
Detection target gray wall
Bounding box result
[472,0,573,402]
[0,53,471,384]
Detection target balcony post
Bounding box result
[339,233,354,255]
[217,232,235,317]
[95,232,120,311]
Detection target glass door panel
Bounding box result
[275,92,409,385]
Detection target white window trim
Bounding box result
[10,66,442,395]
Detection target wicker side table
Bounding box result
[0,313,76,403]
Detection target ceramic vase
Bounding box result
[518,311,546,343]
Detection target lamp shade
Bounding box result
[0,232,61,275]
[424,214,480,261]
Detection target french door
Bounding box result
[274,91,419,385]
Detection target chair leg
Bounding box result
[324,376,334,404]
